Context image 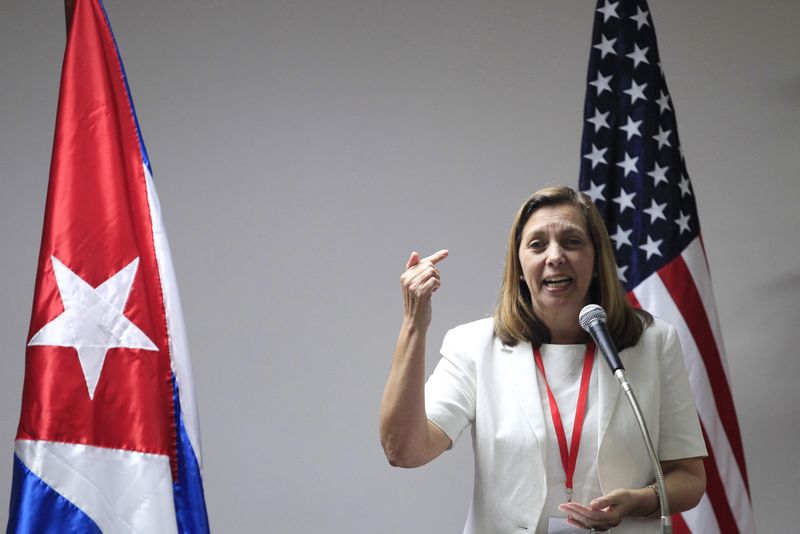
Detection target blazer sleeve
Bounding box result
[657,323,708,461]
[424,326,478,446]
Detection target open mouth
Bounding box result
[542,276,573,289]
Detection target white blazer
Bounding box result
[425,317,706,534]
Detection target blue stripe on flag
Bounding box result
[172,376,210,534]
[6,455,101,534]
[95,0,152,174]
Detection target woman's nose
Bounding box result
[546,243,566,265]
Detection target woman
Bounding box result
[379,186,706,533]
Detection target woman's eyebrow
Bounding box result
[524,223,586,238]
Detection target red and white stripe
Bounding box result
[630,237,755,534]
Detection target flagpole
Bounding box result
[64,0,75,33]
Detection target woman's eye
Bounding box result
[565,237,583,248]
[528,240,544,250]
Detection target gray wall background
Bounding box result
[1,0,798,532]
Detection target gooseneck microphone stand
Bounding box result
[611,367,671,533]
[579,305,671,534]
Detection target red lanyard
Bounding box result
[533,343,595,501]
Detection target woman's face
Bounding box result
[518,204,596,325]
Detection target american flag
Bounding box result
[578,1,756,532]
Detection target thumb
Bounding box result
[590,491,622,510]
[406,251,421,270]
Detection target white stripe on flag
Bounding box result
[681,239,727,372]
[681,493,721,534]
[16,439,177,533]
[633,272,756,534]
[143,163,203,466]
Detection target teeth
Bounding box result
[544,277,571,287]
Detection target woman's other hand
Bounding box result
[558,457,705,531]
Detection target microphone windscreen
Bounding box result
[579,304,607,331]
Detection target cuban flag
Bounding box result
[7,0,210,532]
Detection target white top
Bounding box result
[424,316,707,534]
[535,344,602,534]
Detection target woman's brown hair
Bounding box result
[493,186,651,348]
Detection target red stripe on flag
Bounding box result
[700,424,741,534]
[658,256,750,491]
[671,512,690,534]
[626,290,642,310]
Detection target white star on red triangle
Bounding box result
[28,256,158,399]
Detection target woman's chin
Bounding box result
[536,291,590,318]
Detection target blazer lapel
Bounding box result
[597,354,621,453]
[500,340,547,453]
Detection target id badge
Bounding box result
[546,517,585,533]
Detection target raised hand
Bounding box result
[380,248,452,468]
[400,249,448,328]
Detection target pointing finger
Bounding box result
[421,249,449,265]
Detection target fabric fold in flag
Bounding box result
[577,1,755,532]
[7,0,209,532]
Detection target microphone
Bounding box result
[579,304,672,532]
[579,304,624,373]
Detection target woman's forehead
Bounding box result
[521,205,588,234]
